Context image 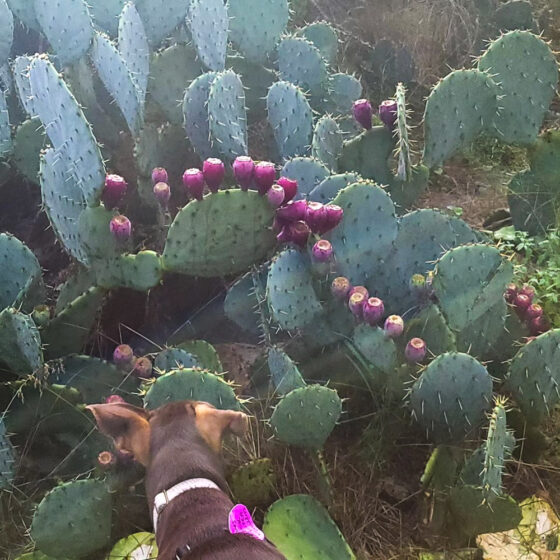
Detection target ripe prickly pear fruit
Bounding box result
[504,283,518,304]
[110,215,132,242]
[151,167,168,184]
[254,161,276,195]
[32,304,51,327]
[153,182,171,208]
[305,202,328,233]
[276,200,309,223]
[519,284,535,303]
[312,239,333,263]
[353,99,373,130]
[363,297,384,326]
[132,356,153,379]
[331,276,352,300]
[233,156,255,190]
[105,394,126,404]
[323,205,344,232]
[384,315,404,338]
[405,337,427,363]
[113,344,134,368]
[183,168,205,200]
[203,158,225,192]
[379,100,398,130]
[526,303,543,320]
[348,291,366,319]
[277,177,298,203]
[529,315,550,336]
[514,293,531,314]
[97,451,117,471]
[267,184,285,208]
[277,221,311,247]
[102,174,128,210]
[349,285,369,300]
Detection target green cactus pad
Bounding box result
[13,55,36,116]
[30,479,112,558]
[405,304,457,356]
[0,89,10,157]
[189,0,228,71]
[150,44,202,124]
[34,0,93,66]
[277,36,328,98]
[423,69,500,168]
[175,340,223,372]
[270,385,342,449]
[228,0,289,63]
[308,172,362,203]
[134,0,189,46]
[224,269,266,335]
[505,330,560,425]
[50,354,139,404]
[324,73,362,116]
[312,115,343,171]
[267,82,313,161]
[55,267,96,314]
[0,308,42,375]
[42,287,105,360]
[267,248,323,331]
[326,182,398,286]
[338,127,394,185]
[77,205,123,262]
[0,0,13,64]
[6,0,39,31]
[91,33,144,135]
[281,157,330,198]
[268,346,306,395]
[478,31,558,145]
[0,233,45,312]
[183,72,217,160]
[144,368,240,410]
[154,348,200,373]
[409,352,493,443]
[93,251,163,291]
[108,532,158,559]
[494,0,536,31]
[352,324,397,376]
[208,70,248,162]
[13,117,45,182]
[230,458,277,508]
[301,22,338,67]
[29,56,105,206]
[89,0,126,35]
[387,164,430,211]
[264,494,355,559]
[395,83,411,181]
[164,190,275,277]
[528,129,560,185]
[0,417,15,489]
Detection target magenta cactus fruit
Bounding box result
[97,451,117,471]
[305,202,328,234]
[277,220,311,247]
[384,315,404,338]
[132,356,153,379]
[349,285,369,300]
[113,344,134,367]
[353,99,373,130]
[277,177,298,203]
[102,174,128,210]
[276,200,309,223]
[405,338,427,363]
[529,315,550,336]
[104,394,126,404]
[379,100,398,130]
[312,239,333,263]
[363,297,385,326]
[267,184,285,208]
[519,284,535,303]
[348,292,366,319]
[233,156,255,190]
[153,182,171,207]
[323,205,344,231]
[254,161,276,195]
[504,283,518,304]
[110,215,132,242]
[526,303,543,320]
[151,167,168,184]
[202,158,225,192]
[331,276,352,300]
[514,293,531,314]
[183,168,205,200]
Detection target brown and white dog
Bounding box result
[87,401,286,560]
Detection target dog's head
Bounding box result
[86,400,248,466]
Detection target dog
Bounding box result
[87,400,287,560]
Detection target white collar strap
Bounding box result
[152,478,221,532]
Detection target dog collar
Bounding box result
[152,478,221,532]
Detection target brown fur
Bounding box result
[87,401,286,560]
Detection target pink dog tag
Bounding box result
[228,504,265,541]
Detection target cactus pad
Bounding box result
[224,269,267,335]
[494,0,536,31]
[308,172,362,203]
[13,55,36,116]
[154,348,200,373]
[267,248,323,331]
[282,157,330,199]
[395,83,412,181]
[478,31,557,145]
[144,368,240,410]
[89,0,126,35]
[267,82,313,160]
[352,324,397,376]
[0,308,42,375]
[268,346,306,395]
[188,0,228,71]
[409,352,493,443]
[30,479,112,558]
[175,340,223,372]
[230,458,276,508]
[312,115,343,171]
[93,251,163,291]
[108,532,158,559]
[13,117,45,182]
[0,89,9,157]
[0,0,13,64]
[0,417,15,490]
[134,0,189,46]
[324,73,362,115]
[264,494,355,559]
[405,304,457,356]
[164,190,275,277]
[6,0,39,31]
[301,22,338,67]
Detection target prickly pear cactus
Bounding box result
[352,325,397,376]
[308,172,361,203]
[312,115,343,171]
[409,352,493,443]
[89,0,126,36]
[268,346,306,395]
[228,0,289,63]
[423,69,500,168]
[281,157,329,198]
[154,348,200,373]
[0,89,11,158]
[267,82,313,160]
[230,458,277,508]
[0,0,13,65]
[300,22,338,67]
[0,417,15,490]
[134,0,189,46]
[0,308,43,375]
[323,73,362,116]
[264,494,356,559]
[144,368,240,410]
[6,0,39,32]
[494,0,536,31]
[30,479,112,558]
[188,0,228,71]
[174,340,223,372]
[394,83,411,181]
[270,385,342,449]
[163,190,275,277]
[224,268,267,335]
[13,117,45,182]
[405,304,457,356]
[478,31,558,145]
[108,532,158,559]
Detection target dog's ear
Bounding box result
[193,402,249,453]
[86,403,152,465]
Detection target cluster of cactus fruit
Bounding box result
[0,0,558,556]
